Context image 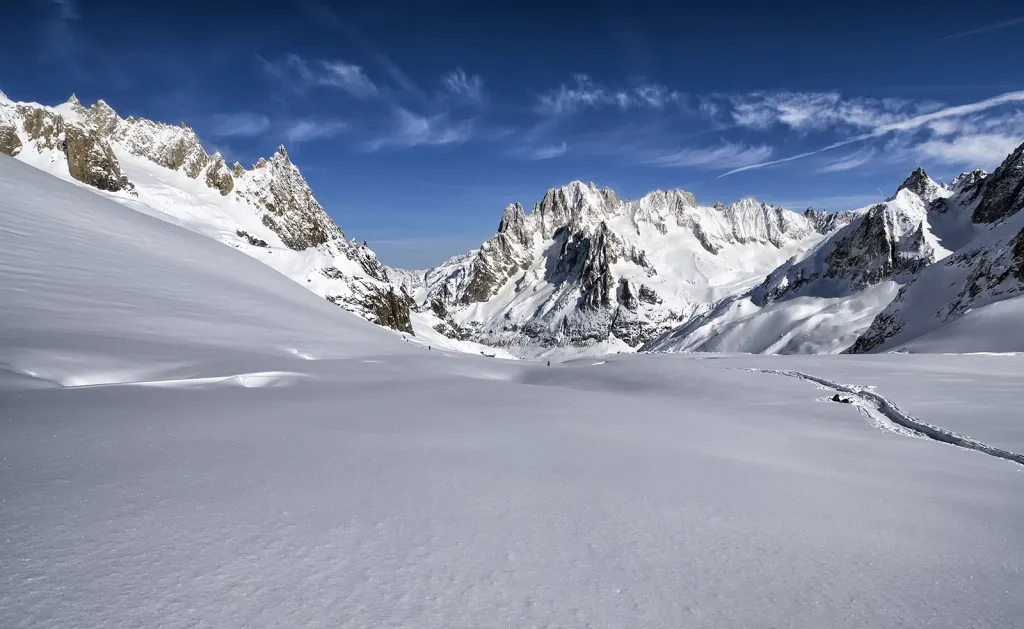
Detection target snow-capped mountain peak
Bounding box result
[408,180,845,356]
[1,88,416,335]
[892,167,945,203]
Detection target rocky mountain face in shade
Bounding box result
[849,141,1024,353]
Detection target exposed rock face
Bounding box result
[950,169,987,194]
[497,202,531,247]
[849,142,1024,353]
[356,286,414,334]
[893,167,942,202]
[328,283,414,334]
[204,153,234,195]
[235,230,268,247]
[971,143,1024,224]
[63,124,132,192]
[0,121,20,156]
[803,207,857,233]
[4,99,132,193]
[757,178,943,306]
[85,99,120,136]
[825,204,933,284]
[848,222,1024,353]
[18,105,65,150]
[110,107,209,178]
[235,146,343,250]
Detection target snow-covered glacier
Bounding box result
[3,151,1024,628]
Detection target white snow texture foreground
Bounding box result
[2,156,1024,628]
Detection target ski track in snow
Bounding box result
[750,368,1024,468]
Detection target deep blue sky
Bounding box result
[3,0,1024,267]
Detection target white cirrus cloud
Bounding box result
[260,54,378,99]
[319,61,378,98]
[536,75,680,115]
[719,90,1024,177]
[728,91,916,132]
[915,134,1024,168]
[942,16,1024,40]
[209,112,271,138]
[515,141,568,160]
[365,108,474,151]
[284,119,348,144]
[442,69,483,101]
[817,148,878,173]
[536,74,608,115]
[646,142,773,169]
[632,84,678,109]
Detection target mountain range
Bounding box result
[3,89,1022,357]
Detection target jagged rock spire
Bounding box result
[894,167,941,201]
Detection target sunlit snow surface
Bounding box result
[2,157,1023,628]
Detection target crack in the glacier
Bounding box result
[748,368,1024,468]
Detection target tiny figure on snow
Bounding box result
[546,360,551,367]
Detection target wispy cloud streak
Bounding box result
[942,16,1024,39]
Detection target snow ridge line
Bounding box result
[749,368,1024,468]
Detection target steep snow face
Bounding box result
[0,89,414,334]
[0,154,412,389]
[758,185,952,305]
[645,170,967,355]
[851,143,1024,353]
[411,181,839,356]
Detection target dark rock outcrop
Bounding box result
[330,285,414,334]
[971,142,1024,224]
[893,167,941,202]
[63,124,132,192]
[18,105,65,150]
[0,121,21,156]
[204,153,234,195]
[235,230,268,247]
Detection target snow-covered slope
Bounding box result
[0,90,414,335]
[4,140,1024,628]
[0,155,415,390]
[405,182,846,356]
[850,144,1024,353]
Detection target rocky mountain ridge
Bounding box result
[400,180,851,355]
[848,142,1024,353]
[5,87,1022,355]
[643,141,1024,356]
[0,90,413,333]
